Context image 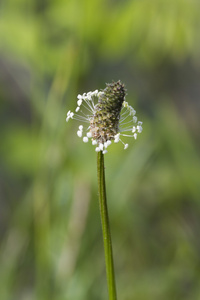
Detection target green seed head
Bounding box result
[90,80,126,144]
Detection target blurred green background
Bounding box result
[1,0,200,299]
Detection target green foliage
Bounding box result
[0,0,200,299]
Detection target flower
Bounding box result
[66,80,143,154]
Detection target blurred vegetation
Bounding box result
[0,0,200,299]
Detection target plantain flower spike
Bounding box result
[66,80,143,154]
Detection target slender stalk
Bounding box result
[97,151,117,300]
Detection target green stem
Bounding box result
[97,151,117,300]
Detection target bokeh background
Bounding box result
[1,0,200,299]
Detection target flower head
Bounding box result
[66,80,143,153]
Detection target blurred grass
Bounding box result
[0,0,200,299]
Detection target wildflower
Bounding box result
[66,80,143,153]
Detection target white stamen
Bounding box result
[133,133,137,139]
[132,126,136,133]
[79,125,83,130]
[83,137,88,143]
[103,150,108,154]
[137,125,143,133]
[66,111,74,121]
[98,91,104,97]
[92,140,97,145]
[93,89,98,96]
[123,101,128,108]
[75,107,80,112]
[77,130,82,137]
[87,92,92,100]
[99,143,104,151]
[77,99,82,106]
[130,108,136,116]
[124,144,129,150]
[95,147,100,152]
[114,134,120,143]
[87,132,92,138]
[133,116,137,123]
